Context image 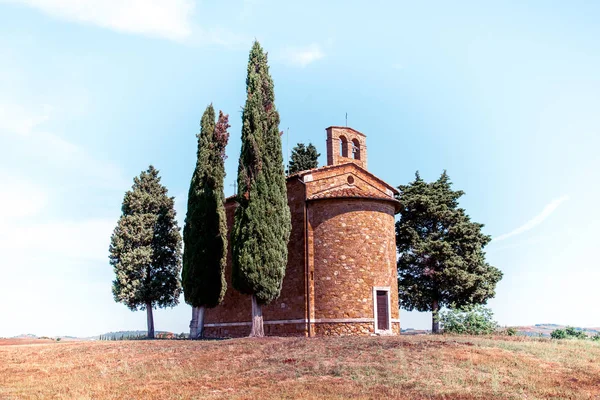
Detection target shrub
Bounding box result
[592,334,600,342]
[438,304,499,335]
[551,329,568,339]
[565,326,587,339]
[551,327,588,340]
[505,327,518,336]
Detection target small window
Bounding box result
[347,175,355,185]
[352,139,360,160]
[339,136,348,157]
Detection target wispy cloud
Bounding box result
[494,195,569,242]
[280,44,325,67]
[0,100,127,190]
[1,0,195,41]
[0,102,51,136]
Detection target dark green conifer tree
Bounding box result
[287,142,320,175]
[182,105,230,339]
[395,171,503,333]
[109,166,182,339]
[232,41,292,337]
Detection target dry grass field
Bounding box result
[1,335,599,399]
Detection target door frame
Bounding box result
[372,286,392,334]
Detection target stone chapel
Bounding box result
[203,126,400,337]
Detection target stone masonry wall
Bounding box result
[202,178,308,337]
[204,321,399,338]
[204,322,308,339]
[308,199,399,330]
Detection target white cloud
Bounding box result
[1,0,195,41]
[0,101,127,189]
[494,195,569,242]
[280,44,325,67]
[0,103,51,136]
[0,217,115,261]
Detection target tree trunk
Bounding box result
[146,302,155,339]
[432,300,440,334]
[189,307,199,339]
[197,306,205,339]
[250,295,264,337]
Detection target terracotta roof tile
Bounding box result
[308,187,397,202]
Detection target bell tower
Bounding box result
[325,126,368,170]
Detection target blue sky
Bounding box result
[1,0,599,337]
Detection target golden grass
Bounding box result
[1,335,599,399]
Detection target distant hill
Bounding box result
[96,331,184,340]
[13,333,38,339]
[515,324,600,338]
[9,334,78,341]
[401,324,599,337]
[401,328,430,335]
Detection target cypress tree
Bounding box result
[287,142,320,175]
[395,171,503,333]
[232,41,292,337]
[182,105,230,339]
[109,166,183,339]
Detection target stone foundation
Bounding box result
[203,322,309,339]
[312,322,374,336]
[202,321,400,338]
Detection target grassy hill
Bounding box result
[1,335,599,399]
[515,324,600,338]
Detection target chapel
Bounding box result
[203,126,400,337]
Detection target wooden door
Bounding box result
[376,290,389,331]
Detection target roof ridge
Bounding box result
[288,162,398,194]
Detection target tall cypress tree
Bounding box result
[182,105,230,339]
[109,166,182,339]
[395,171,503,333]
[232,41,291,337]
[287,142,320,175]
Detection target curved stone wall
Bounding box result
[308,198,399,335]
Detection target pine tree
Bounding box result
[109,166,183,339]
[232,41,292,337]
[287,142,320,175]
[182,105,230,339]
[395,171,503,333]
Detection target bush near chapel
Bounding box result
[438,304,499,335]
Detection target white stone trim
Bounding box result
[204,321,251,327]
[373,286,392,335]
[312,318,374,323]
[204,318,379,328]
